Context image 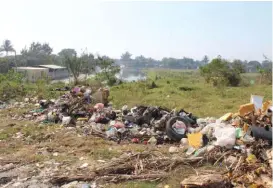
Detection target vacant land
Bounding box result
[0,69,271,187]
[110,70,271,117]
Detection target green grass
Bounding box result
[0,79,68,101]
[110,70,271,117]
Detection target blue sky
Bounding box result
[0,0,272,61]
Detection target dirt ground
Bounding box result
[0,107,223,188]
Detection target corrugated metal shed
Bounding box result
[16,67,48,70]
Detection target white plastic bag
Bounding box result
[62,116,71,125]
[213,124,236,148]
[122,105,128,111]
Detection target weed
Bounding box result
[110,70,271,117]
[89,148,121,160]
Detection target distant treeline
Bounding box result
[0,41,271,74]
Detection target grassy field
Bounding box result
[0,69,271,187]
[110,69,272,117]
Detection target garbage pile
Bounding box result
[9,89,272,147]
[9,86,203,144]
[4,88,272,187]
[179,95,272,188]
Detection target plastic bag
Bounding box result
[148,136,157,145]
[94,103,104,110]
[117,127,126,133]
[173,120,187,135]
[114,121,125,128]
[235,128,243,138]
[106,127,117,138]
[62,116,71,125]
[213,124,236,148]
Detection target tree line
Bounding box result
[0,40,120,85]
[0,39,272,76]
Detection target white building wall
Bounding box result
[15,68,49,82]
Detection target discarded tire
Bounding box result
[166,116,192,141]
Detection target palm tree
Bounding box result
[0,40,17,69]
[0,39,15,56]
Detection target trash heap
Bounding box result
[9,88,272,148]
[4,88,272,187]
[180,95,272,188]
[10,86,202,144]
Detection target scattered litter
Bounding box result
[251,95,264,111]
[79,157,85,161]
[169,146,179,153]
[80,163,89,169]
[239,103,255,116]
[187,132,203,148]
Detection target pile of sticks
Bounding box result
[50,151,203,185]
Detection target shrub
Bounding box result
[107,77,118,86]
[0,70,26,101]
[257,68,272,85]
[227,72,241,86]
[147,81,157,89]
[200,57,241,87]
[0,81,26,101]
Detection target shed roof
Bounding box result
[15,67,48,70]
[38,65,66,69]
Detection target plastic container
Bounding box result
[194,147,207,157]
[106,127,117,138]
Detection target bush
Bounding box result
[227,72,241,86]
[239,78,251,87]
[0,70,26,101]
[200,58,241,87]
[107,77,118,86]
[147,81,157,89]
[0,70,67,101]
[0,81,26,101]
[257,68,272,85]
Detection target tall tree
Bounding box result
[262,54,272,70]
[21,42,53,56]
[202,55,209,65]
[58,49,77,59]
[121,51,132,61]
[135,55,146,62]
[20,42,54,66]
[0,40,15,56]
[96,56,120,85]
[231,59,246,73]
[257,55,272,84]
[63,54,87,85]
[81,52,95,77]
